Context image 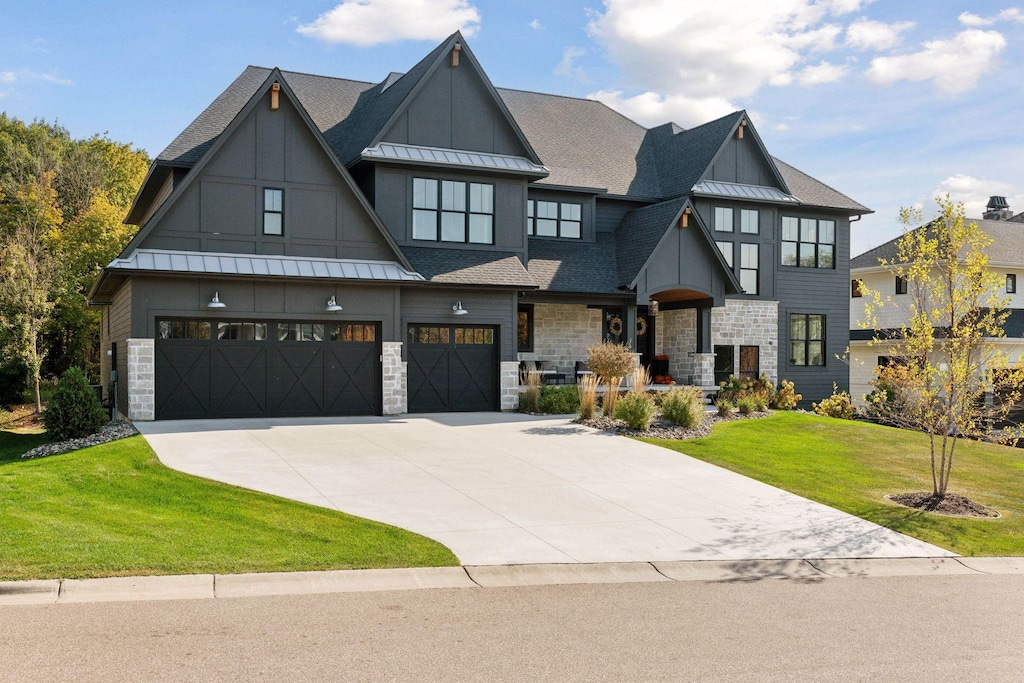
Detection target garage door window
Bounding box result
[409,326,450,344]
[278,323,324,342]
[217,322,268,341]
[158,320,211,340]
[330,324,376,342]
[454,327,494,344]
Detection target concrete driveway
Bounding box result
[136,413,952,565]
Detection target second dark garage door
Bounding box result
[407,324,499,413]
[155,319,381,420]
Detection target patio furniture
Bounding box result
[575,361,593,382]
[539,360,566,385]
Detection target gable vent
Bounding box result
[451,43,461,67]
[271,82,280,110]
[736,119,747,139]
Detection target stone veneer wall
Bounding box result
[519,304,603,368]
[126,338,155,421]
[381,341,406,415]
[499,361,519,410]
[711,299,780,383]
[654,308,696,383]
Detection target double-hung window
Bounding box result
[716,241,734,268]
[263,189,283,235]
[740,209,759,234]
[790,314,825,366]
[527,200,582,238]
[714,207,733,232]
[781,217,835,268]
[412,178,494,244]
[740,243,759,295]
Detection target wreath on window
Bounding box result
[608,316,623,336]
[636,318,648,336]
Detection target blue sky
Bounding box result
[2,0,1022,254]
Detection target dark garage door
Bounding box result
[155,319,380,420]
[407,325,499,413]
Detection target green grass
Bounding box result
[0,432,457,581]
[641,412,1024,556]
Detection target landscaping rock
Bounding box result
[574,410,771,439]
[21,420,139,460]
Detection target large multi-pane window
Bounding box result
[263,189,283,235]
[790,314,825,366]
[740,209,759,234]
[527,200,582,238]
[781,217,834,268]
[714,207,733,232]
[716,241,734,268]
[740,243,759,295]
[412,178,494,244]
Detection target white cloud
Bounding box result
[529,19,543,30]
[929,174,1024,219]
[0,71,15,84]
[774,122,790,131]
[958,11,994,27]
[584,1,866,125]
[865,29,1006,94]
[0,70,72,86]
[999,7,1024,23]
[797,61,849,85]
[845,19,915,50]
[554,46,587,81]
[587,89,736,128]
[296,0,480,46]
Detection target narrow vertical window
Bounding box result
[263,188,283,235]
[468,183,494,244]
[527,199,535,236]
[1007,274,1017,294]
[895,276,908,295]
[790,313,825,366]
[517,304,534,352]
[716,241,733,268]
[440,180,466,242]
[781,216,798,266]
[535,200,558,237]
[714,207,733,232]
[852,279,863,298]
[740,243,759,295]
[740,209,759,234]
[412,178,438,240]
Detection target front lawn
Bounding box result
[642,412,1024,556]
[0,432,457,581]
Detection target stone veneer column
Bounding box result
[499,361,520,410]
[710,300,780,383]
[381,342,407,415]
[126,338,155,421]
[693,352,716,388]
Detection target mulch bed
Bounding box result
[574,410,772,439]
[886,492,1001,518]
[0,404,45,431]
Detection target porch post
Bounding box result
[696,303,712,353]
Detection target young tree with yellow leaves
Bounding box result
[859,196,1024,502]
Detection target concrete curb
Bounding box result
[2,557,1021,606]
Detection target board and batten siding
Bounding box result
[138,87,396,262]
[99,279,132,415]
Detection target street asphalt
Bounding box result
[1,573,1021,682]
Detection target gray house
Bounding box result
[89,33,869,421]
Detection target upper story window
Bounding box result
[527,200,582,239]
[781,217,834,268]
[740,243,759,295]
[715,241,734,268]
[1007,274,1017,294]
[714,207,733,232]
[895,275,908,295]
[263,189,283,235]
[851,279,863,298]
[413,178,494,244]
[740,209,759,234]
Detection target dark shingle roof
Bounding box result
[527,234,622,293]
[852,217,1024,269]
[401,247,534,287]
[773,158,870,213]
[642,113,745,199]
[615,198,688,286]
[497,88,656,196]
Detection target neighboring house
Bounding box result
[849,196,1024,404]
[89,32,869,421]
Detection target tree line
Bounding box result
[0,114,149,411]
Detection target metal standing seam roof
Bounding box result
[361,142,549,176]
[108,249,425,282]
[691,180,799,203]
